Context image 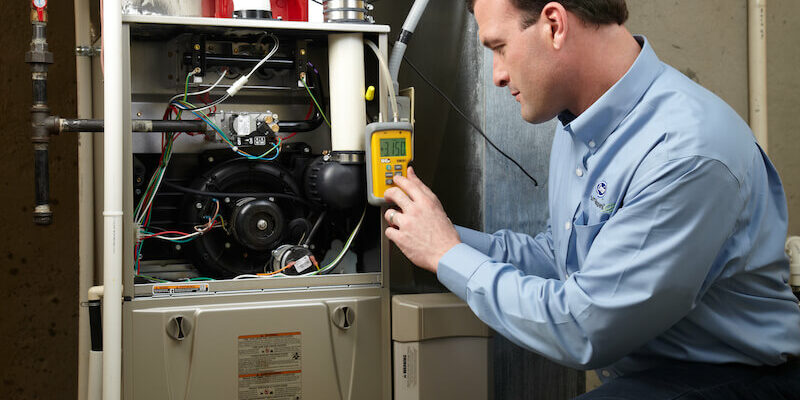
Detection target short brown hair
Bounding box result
[467,0,629,27]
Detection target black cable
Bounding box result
[402,56,539,186]
[162,181,315,207]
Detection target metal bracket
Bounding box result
[75,46,101,57]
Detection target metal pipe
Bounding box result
[748,0,768,152]
[25,6,55,225]
[102,0,124,396]
[58,118,207,133]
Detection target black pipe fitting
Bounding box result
[26,15,55,225]
[88,299,102,351]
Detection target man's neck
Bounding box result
[568,26,642,116]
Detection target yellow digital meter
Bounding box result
[365,121,414,206]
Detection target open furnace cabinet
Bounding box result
[97,15,392,400]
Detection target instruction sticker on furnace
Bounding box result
[238,332,302,400]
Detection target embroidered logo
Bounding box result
[595,181,607,198]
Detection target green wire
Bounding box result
[136,274,169,283]
[188,277,215,281]
[302,78,331,128]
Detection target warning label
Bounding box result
[238,332,302,400]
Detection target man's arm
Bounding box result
[391,158,743,369]
[455,226,560,279]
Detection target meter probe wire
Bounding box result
[365,40,400,122]
[401,55,539,186]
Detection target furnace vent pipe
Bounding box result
[328,33,366,151]
[101,0,124,396]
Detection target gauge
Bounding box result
[32,0,47,8]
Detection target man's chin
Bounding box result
[521,109,556,124]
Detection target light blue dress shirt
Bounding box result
[437,36,800,378]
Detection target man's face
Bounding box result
[474,0,566,123]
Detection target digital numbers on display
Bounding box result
[379,138,406,157]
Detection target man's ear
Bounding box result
[540,2,569,50]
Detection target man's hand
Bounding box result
[383,167,461,273]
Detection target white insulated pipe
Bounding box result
[102,0,124,397]
[74,0,95,398]
[328,33,366,151]
[748,0,768,153]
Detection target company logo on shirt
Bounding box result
[596,181,607,198]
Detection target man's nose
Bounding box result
[493,57,509,87]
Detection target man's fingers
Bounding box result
[392,173,427,202]
[385,208,402,227]
[384,187,413,211]
[385,226,401,243]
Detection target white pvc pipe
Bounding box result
[328,33,366,151]
[102,0,124,397]
[88,350,103,400]
[74,0,95,399]
[748,0,768,153]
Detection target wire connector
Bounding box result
[226,76,249,97]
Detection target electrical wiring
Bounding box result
[246,33,280,79]
[161,181,313,207]
[309,207,366,275]
[171,99,283,161]
[301,77,331,128]
[402,55,539,186]
[230,207,366,280]
[365,39,400,122]
[136,274,169,283]
[168,70,229,104]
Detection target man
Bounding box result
[383,0,800,398]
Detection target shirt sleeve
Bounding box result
[455,225,560,279]
[437,156,743,370]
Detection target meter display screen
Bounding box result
[380,138,406,157]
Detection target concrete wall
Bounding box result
[1,1,79,400]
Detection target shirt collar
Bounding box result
[558,35,664,150]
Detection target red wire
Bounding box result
[283,104,315,140]
[141,230,195,239]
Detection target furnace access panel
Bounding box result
[110,15,392,400]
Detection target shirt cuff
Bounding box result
[455,226,494,255]
[437,243,492,300]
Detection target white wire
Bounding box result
[168,70,229,104]
[149,231,202,241]
[246,34,280,79]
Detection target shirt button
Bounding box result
[564,222,572,230]
[588,140,596,148]
[575,168,584,177]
